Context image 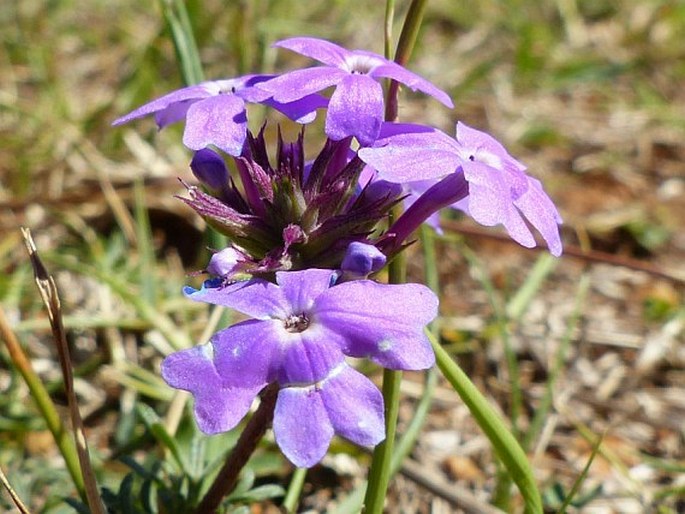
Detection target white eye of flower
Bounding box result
[209,80,240,95]
[344,55,381,74]
[462,148,503,170]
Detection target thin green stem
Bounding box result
[384,0,429,121]
[459,244,523,437]
[364,3,430,510]
[522,274,589,451]
[384,0,396,59]
[282,467,307,513]
[363,368,402,514]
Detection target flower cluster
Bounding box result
[115,36,562,467]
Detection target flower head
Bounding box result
[257,37,453,145]
[180,130,402,275]
[112,75,326,155]
[162,268,437,466]
[359,122,563,256]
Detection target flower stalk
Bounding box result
[195,383,279,514]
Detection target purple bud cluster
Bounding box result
[115,36,562,467]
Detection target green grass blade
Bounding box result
[158,0,204,85]
[506,253,558,320]
[429,331,543,514]
[0,305,86,501]
[556,431,603,513]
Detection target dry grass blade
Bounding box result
[0,465,32,514]
[20,228,106,514]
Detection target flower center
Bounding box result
[462,148,503,169]
[211,79,240,95]
[345,54,381,74]
[283,313,309,333]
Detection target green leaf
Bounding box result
[429,332,543,514]
[229,484,285,503]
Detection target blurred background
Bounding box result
[1,1,684,512]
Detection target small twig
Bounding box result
[0,464,32,514]
[399,458,506,514]
[195,383,279,514]
[21,228,106,514]
[442,220,685,284]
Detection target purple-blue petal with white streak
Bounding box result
[258,67,346,103]
[161,344,261,434]
[274,37,350,68]
[211,319,281,388]
[275,269,337,313]
[183,278,289,320]
[369,63,453,108]
[315,280,437,369]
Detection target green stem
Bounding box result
[384,0,429,121]
[282,467,307,513]
[384,0,396,59]
[363,368,402,514]
[364,3,430,511]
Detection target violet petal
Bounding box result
[161,345,259,434]
[275,269,336,313]
[257,68,346,103]
[315,281,437,370]
[321,365,385,448]
[182,95,247,155]
[183,278,290,319]
[326,74,383,145]
[211,319,281,387]
[278,330,345,385]
[359,128,462,182]
[112,84,212,126]
[370,63,453,108]
[273,386,334,468]
[274,37,350,68]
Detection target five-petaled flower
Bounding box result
[257,37,454,145]
[359,122,563,256]
[162,268,437,467]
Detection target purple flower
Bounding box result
[113,75,325,155]
[162,268,437,467]
[257,37,453,146]
[359,122,563,256]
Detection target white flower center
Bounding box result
[464,148,503,169]
[344,54,383,74]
